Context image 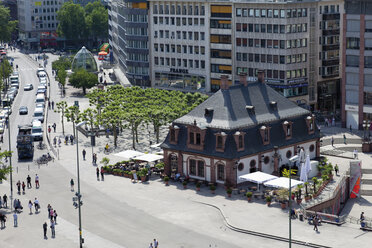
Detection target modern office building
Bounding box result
[147,0,342,111]
[108,0,150,86]
[342,0,372,130]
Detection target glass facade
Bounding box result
[71,46,98,72]
[155,72,205,91]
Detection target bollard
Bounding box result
[28,165,30,171]
[17,167,18,173]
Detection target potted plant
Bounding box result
[312,177,318,195]
[182,180,188,189]
[127,171,133,179]
[100,157,110,168]
[196,182,201,191]
[123,171,129,178]
[266,195,272,206]
[226,188,232,197]
[210,184,216,194]
[140,168,148,182]
[277,189,288,209]
[246,191,253,202]
[164,176,169,186]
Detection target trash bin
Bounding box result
[299,213,304,221]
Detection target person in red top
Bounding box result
[100,167,104,181]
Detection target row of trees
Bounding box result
[57,1,108,46]
[0,58,13,92]
[0,5,17,42]
[56,86,208,149]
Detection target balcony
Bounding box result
[322,59,340,67]
[322,13,340,21]
[323,29,340,36]
[321,72,339,79]
[322,44,340,51]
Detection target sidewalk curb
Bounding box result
[191,200,330,248]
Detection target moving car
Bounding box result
[24,84,33,91]
[19,106,28,115]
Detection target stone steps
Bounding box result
[362,168,372,174]
[362,174,372,184]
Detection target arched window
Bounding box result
[217,163,224,181]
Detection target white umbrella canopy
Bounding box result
[305,155,312,174]
[133,153,163,163]
[113,150,145,160]
[263,177,304,189]
[239,171,278,184]
[300,162,307,182]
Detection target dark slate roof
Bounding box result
[161,115,320,159]
[175,82,310,130]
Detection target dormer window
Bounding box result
[187,125,207,151]
[215,132,227,152]
[282,121,293,140]
[169,125,180,144]
[259,125,270,145]
[234,131,245,151]
[306,116,315,134]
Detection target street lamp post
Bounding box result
[75,121,86,247]
[7,107,13,211]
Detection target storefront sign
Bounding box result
[345,104,358,112]
[288,78,307,84]
[170,68,188,74]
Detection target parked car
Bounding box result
[37,67,45,77]
[35,103,45,109]
[9,87,18,96]
[19,106,28,115]
[33,107,44,123]
[0,122,4,134]
[24,84,33,91]
[3,106,12,115]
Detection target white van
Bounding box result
[35,93,45,104]
[37,67,45,77]
[31,120,43,141]
[33,107,45,123]
[38,71,47,79]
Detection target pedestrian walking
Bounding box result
[343,134,347,145]
[28,200,33,214]
[0,213,6,228]
[22,181,26,194]
[3,194,8,208]
[27,175,32,188]
[34,198,40,212]
[100,167,104,181]
[43,222,48,238]
[82,149,86,160]
[149,243,153,248]
[52,123,56,132]
[65,136,68,145]
[53,210,58,224]
[313,215,319,232]
[70,135,74,145]
[16,180,21,194]
[154,238,159,248]
[334,164,339,176]
[35,174,40,188]
[324,118,328,127]
[50,219,56,238]
[96,167,100,180]
[47,204,51,218]
[48,101,51,109]
[53,136,57,146]
[58,137,62,147]
[13,212,18,227]
[49,208,54,220]
[70,179,75,191]
[331,136,334,147]
[48,126,51,134]
[360,212,365,222]
[51,101,55,110]
[350,125,352,133]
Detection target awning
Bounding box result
[134,154,163,162]
[263,177,304,189]
[99,43,110,52]
[113,150,144,160]
[98,51,108,56]
[239,171,278,184]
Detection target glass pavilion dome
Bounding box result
[71,46,98,72]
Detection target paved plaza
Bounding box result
[1,49,372,247]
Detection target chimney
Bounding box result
[220,75,229,90]
[239,73,248,86]
[257,70,265,83]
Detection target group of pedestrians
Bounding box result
[148,238,159,248]
[96,167,104,181]
[26,174,40,189]
[64,135,74,145]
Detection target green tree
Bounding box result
[56,67,67,96]
[85,1,108,42]
[52,56,72,71]
[56,1,87,43]
[0,59,13,91]
[55,101,68,135]
[80,108,98,134]
[99,104,123,148]
[0,150,13,182]
[0,5,17,42]
[69,69,97,95]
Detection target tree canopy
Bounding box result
[57,1,108,43]
[0,5,17,42]
[0,150,13,181]
[57,1,87,41]
[87,86,208,148]
[69,69,98,95]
